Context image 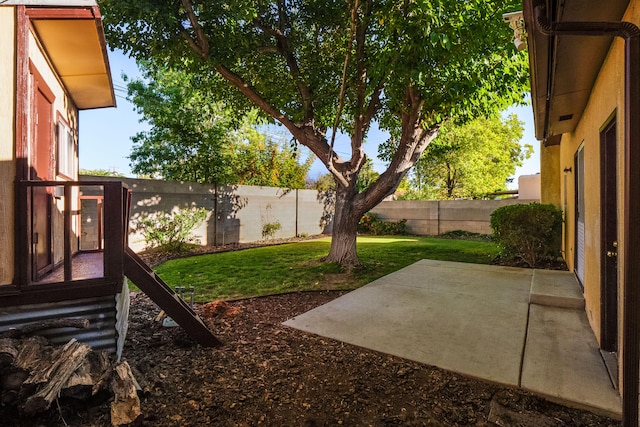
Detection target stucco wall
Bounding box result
[0,7,16,286]
[518,174,541,201]
[371,199,538,236]
[540,143,561,207]
[615,0,640,391]
[555,11,629,347]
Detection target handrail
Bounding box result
[16,180,129,291]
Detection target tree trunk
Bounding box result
[326,183,362,268]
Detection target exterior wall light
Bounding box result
[503,11,527,51]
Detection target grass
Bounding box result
[143,236,500,302]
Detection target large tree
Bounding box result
[403,114,531,199]
[101,0,528,267]
[127,64,313,188]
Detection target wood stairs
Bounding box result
[123,247,221,347]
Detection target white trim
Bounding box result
[56,118,76,179]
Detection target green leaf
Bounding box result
[429,31,440,46]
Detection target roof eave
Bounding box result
[27,5,116,110]
[522,0,629,142]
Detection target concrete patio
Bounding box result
[284,259,621,418]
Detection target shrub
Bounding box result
[262,221,282,239]
[440,230,494,242]
[138,207,208,252]
[358,212,378,234]
[490,203,563,267]
[358,212,408,236]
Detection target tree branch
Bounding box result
[347,0,373,176]
[329,0,359,165]
[214,64,334,170]
[252,16,314,121]
[215,64,290,127]
[354,85,438,214]
[180,0,209,58]
[327,161,351,188]
[362,69,391,126]
[354,0,370,118]
[180,29,206,59]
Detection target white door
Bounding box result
[575,146,585,286]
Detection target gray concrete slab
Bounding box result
[283,260,621,417]
[521,305,621,416]
[530,269,585,309]
[284,260,531,386]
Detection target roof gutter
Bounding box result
[534,3,640,426]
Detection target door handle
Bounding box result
[607,250,618,258]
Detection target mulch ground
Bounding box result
[0,238,620,426]
[1,290,620,426]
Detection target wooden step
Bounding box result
[123,248,221,347]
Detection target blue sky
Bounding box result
[79,50,540,187]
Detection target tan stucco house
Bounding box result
[0,0,126,350]
[523,0,640,424]
[0,1,217,355]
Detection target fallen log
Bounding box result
[22,339,91,414]
[13,336,50,371]
[110,361,141,426]
[1,336,50,405]
[62,350,113,400]
[0,336,143,421]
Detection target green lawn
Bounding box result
[147,236,499,302]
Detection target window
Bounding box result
[57,117,77,179]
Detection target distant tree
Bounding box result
[310,158,379,192]
[79,168,126,178]
[356,159,380,192]
[402,115,531,199]
[126,64,313,188]
[234,135,314,189]
[101,0,528,268]
[308,173,336,192]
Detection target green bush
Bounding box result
[138,207,208,252]
[490,203,563,267]
[262,221,282,239]
[358,212,408,236]
[439,230,494,242]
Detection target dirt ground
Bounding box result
[1,290,621,427]
[0,238,621,426]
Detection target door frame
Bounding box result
[600,116,618,352]
[29,63,56,281]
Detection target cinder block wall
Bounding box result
[81,176,332,251]
[371,199,538,235]
[80,176,539,251]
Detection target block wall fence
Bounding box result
[370,198,538,236]
[80,176,537,251]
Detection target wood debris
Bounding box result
[0,335,142,426]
